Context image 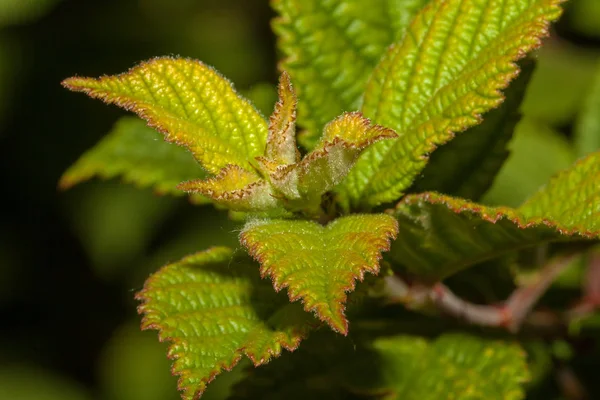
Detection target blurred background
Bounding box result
[0,0,599,399]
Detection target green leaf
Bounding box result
[63,57,268,174]
[482,118,574,207]
[136,247,314,400]
[177,165,284,212]
[409,61,534,201]
[60,117,208,198]
[267,112,396,212]
[263,71,299,166]
[272,0,428,149]
[240,214,398,334]
[339,0,565,209]
[389,153,600,282]
[342,334,529,399]
[574,63,600,157]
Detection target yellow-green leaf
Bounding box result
[240,214,398,334]
[59,117,208,198]
[264,71,300,166]
[269,112,397,212]
[339,0,565,209]
[409,61,534,201]
[273,0,429,148]
[388,152,600,282]
[63,57,268,174]
[136,247,314,400]
[177,165,283,212]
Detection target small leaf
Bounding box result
[240,214,398,334]
[273,0,428,148]
[389,153,600,282]
[136,247,314,400]
[342,334,529,399]
[59,117,208,198]
[264,71,299,166]
[339,0,565,209]
[409,61,534,201]
[177,165,283,212]
[574,63,600,157]
[63,57,268,174]
[269,112,396,211]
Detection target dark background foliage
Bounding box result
[0,0,599,399]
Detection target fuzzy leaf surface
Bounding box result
[389,152,600,282]
[136,247,314,400]
[339,0,564,209]
[268,112,397,211]
[177,165,283,212]
[343,334,529,399]
[60,117,207,197]
[409,62,534,201]
[272,0,429,148]
[240,214,398,334]
[63,57,267,174]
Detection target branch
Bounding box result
[384,253,580,332]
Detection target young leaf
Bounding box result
[388,152,600,282]
[268,112,396,211]
[408,61,534,201]
[342,334,529,399]
[240,214,398,334]
[63,57,268,174]
[59,117,208,198]
[272,0,429,148]
[177,165,283,212]
[264,71,299,166]
[339,0,565,209]
[136,247,314,400]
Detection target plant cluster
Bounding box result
[61,0,600,398]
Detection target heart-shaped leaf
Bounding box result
[240,214,398,334]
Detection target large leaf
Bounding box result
[63,57,268,174]
[342,334,529,399]
[240,214,398,334]
[136,247,314,400]
[574,63,600,157]
[272,0,429,148]
[60,117,207,196]
[339,0,565,209]
[388,152,600,282]
[409,62,534,201]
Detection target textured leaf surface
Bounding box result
[63,57,267,174]
[240,214,398,334]
[60,117,207,197]
[264,71,299,166]
[389,152,600,282]
[136,247,314,400]
[177,165,282,212]
[268,112,397,211]
[272,0,428,148]
[339,0,564,208]
[574,63,600,157]
[409,62,533,201]
[343,334,529,399]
